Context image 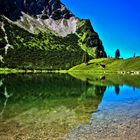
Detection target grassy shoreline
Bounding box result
[69,57,140,74]
[0,68,67,74]
[0,57,140,74]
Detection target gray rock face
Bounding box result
[0,0,73,21]
[0,0,77,37]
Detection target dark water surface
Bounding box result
[0,73,140,140]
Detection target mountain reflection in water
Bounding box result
[0,73,105,140]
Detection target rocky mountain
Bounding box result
[0,0,73,20]
[0,0,106,70]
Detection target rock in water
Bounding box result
[0,0,106,70]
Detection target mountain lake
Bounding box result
[0,73,140,140]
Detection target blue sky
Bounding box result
[61,0,140,58]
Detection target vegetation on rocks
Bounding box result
[76,19,106,58]
[0,16,84,70]
[0,16,106,70]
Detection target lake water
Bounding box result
[0,73,140,140]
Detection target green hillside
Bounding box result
[68,57,140,88]
[69,57,140,73]
[0,16,106,70]
[0,16,83,70]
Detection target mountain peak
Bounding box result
[0,0,73,21]
[0,0,77,37]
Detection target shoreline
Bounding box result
[0,68,140,75]
[0,57,140,75]
[0,68,68,74]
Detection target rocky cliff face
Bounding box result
[0,0,106,70]
[0,0,73,20]
[0,0,77,36]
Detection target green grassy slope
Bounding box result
[68,57,140,88]
[69,57,140,72]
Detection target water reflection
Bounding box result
[115,86,120,95]
[65,85,140,140]
[0,73,105,139]
[1,73,140,140]
[0,87,12,120]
